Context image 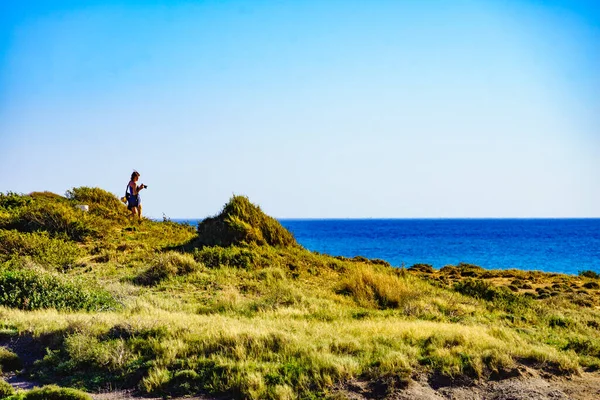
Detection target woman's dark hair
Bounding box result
[131,171,140,180]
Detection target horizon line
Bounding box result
[165,216,600,221]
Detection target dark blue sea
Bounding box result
[174,219,600,275]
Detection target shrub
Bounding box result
[440,265,459,275]
[14,385,92,400]
[65,187,128,221]
[0,268,118,311]
[457,263,484,277]
[0,230,81,268]
[166,369,203,396]
[370,258,391,267]
[579,270,599,279]
[0,378,15,398]
[583,282,600,289]
[196,196,297,247]
[564,336,600,358]
[193,246,260,269]
[0,347,22,372]
[3,201,100,241]
[0,192,32,210]
[135,252,198,285]
[454,279,530,312]
[408,264,434,273]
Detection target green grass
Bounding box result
[197,195,297,247]
[0,378,15,399]
[0,230,81,269]
[0,188,598,399]
[5,385,92,400]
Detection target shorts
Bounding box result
[127,195,141,210]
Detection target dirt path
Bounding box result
[3,373,600,400]
[91,391,217,400]
[336,367,600,399]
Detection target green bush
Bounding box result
[2,201,99,241]
[0,192,32,211]
[564,336,600,358]
[454,279,531,312]
[193,246,259,269]
[12,385,92,400]
[65,187,128,221]
[135,252,198,285]
[165,369,203,396]
[0,268,118,311]
[457,263,484,277]
[197,196,297,247]
[0,188,129,242]
[0,347,22,372]
[408,264,434,273]
[0,230,81,268]
[579,270,599,279]
[0,378,15,399]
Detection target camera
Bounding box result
[143,184,148,189]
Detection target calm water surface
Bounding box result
[175,219,600,275]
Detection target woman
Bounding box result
[127,171,147,221]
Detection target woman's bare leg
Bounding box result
[137,205,143,220]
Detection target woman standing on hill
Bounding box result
[127,171,147,221]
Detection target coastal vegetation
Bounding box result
[0,189,599,399]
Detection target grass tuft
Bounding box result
[0,347,22,372]
[337,265,423,309]
[8,384,92,400]
[197,195,297,247]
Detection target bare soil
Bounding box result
[3,369,600,399]
[335,366,600,400]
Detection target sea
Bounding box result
[173,219,600,275]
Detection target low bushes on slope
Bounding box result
[0,230,81,269]
[454,278,531,312]
[197,196,297,247]
[1,201,102,241]
[0,188,128,242]
[135,252,199,285]
[0,267,118,311]
[65,187,128,221]
[0,192,32,211]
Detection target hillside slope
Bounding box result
[0,189,599,399]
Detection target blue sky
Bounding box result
[1,0,598,218]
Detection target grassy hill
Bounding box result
[0,189,599,399]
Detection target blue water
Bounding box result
[174,219,600,275]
